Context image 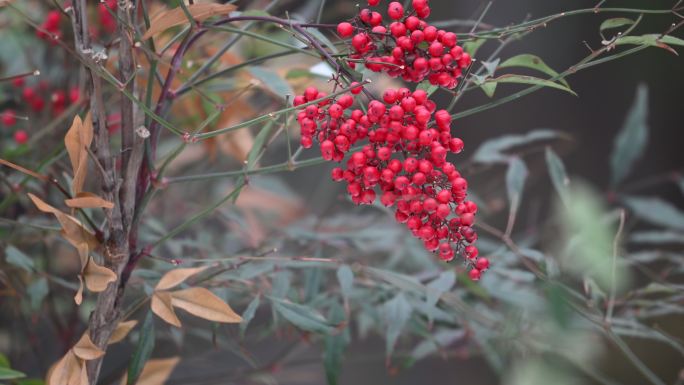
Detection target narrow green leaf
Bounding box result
[463,38,486,56]
[324,303,349,385]
[249,66,294,100]
[127,311,155,385]
[545,147,570,206]
[622,196,684,231]
[0,353,9,368]
[240,294,261,337]
[615,34,684,53]
[481,58,500,76]
[0,367,26,380]
[485,74,576,96]
[506,157,528,215]
[272,298,335,334]
[498,54,569,87]
[426,271,455,309]
[480,82,497,97]
[5,245,34,272]
[630,230,684,245]
[307,28,339,55]
[472,129,562,164]
[27,277,49,311]
[336,265,354,299]
[383,293,412,358]
[246,121,275,170]
[600,18,635,33]
[610,84,648,186]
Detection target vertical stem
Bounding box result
[69,1,132,384]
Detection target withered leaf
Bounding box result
[65,192,114,209]
[64,113,94,195]
[142,3,237,40]
[155,266,208,291]
[119,357,181,385]
[108,320,138,344]
[83,257,117,292]
[73,332,105,361]
[151,291,181,327]
[170,287,242,323]
[28,193,99,266]
[46,350,83,385]
[74,275,84,305]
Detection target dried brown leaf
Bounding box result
[64,113,94,195]
[65,192,114,209]
[155,266,208,291]
[109,320,138,344]
[142,3,237,40]
[170,287,242,323]
[73,332,105,361]
[28,193,99,266]
[119,357,181,385]
[46,350,83,385]
[83,257,117,292]
[151,291,181,327]
[74,275,84,305]
[0,158,49,181]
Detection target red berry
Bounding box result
[476,257,489,271]
[349,82,363,95]
[14,130,28,144]
[368,0,380,5]
[2,110,17,126]
[387,2,404,20]
[337,22,354,37]
[468,268,481,281]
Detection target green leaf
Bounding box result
[600,18,635,33]
[615,34,684,53]
[127,311,156,385]
[472,129,562,164]
[240,294,260,337]
[323,303,349,385]
[0,368,26,380]
[484,74,576,96]
[622,196,684,231]
[481,59,499,76]
[545,147,570,207]
[336,265,354,299]
[480,82,497,97]
[5,245,34,272]
[425,271,455,325]
[246,121,275,170]
[248,66,294,100]
[285,68,316,79]
[27,277,48,311]
[383,293,412,358]
[272,298,335,334]
[630,230,684,245]
[17,379,45,385]
[307,28,339,55]
[498,54,569,87]
[558,184,628,291]
[463,38,486,56]
[506,157,528,215]
[610,84,648,187]
[0,353,8,368]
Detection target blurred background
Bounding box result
[1,1,682,385]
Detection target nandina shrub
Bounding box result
[0,1,682,385]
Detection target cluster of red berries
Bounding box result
[336,0,472,88]
[1,110,28,145]
[36,10,62,41]
[36,2,117,42]
[294,85,487,279]
[98,0,118,34]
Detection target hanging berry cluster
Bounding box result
[294,82,487,279]
[336,0,472,88]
